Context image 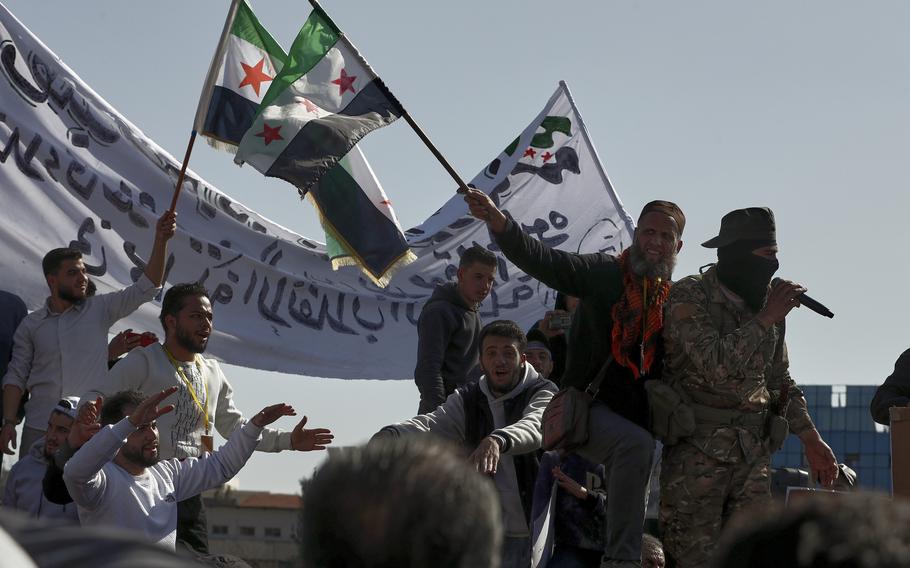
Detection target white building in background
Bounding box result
[203,485,302,568]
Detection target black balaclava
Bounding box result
[716,238,779,312]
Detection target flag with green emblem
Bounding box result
[234,5,413,285]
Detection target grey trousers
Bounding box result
[575,401,654,562]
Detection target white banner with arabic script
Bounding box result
[0,5,634,379]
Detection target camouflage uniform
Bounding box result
[658,266,816,568]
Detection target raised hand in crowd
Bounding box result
[289,416,333,451]
[156,210,178,242]
[468,436,501,475]
[464,187,508,233]
[757,279,806,328]
[108,329,158,362]
[128,386,178,428]
[541,309,572,338]
[145,211,178,287]
[250,403,297,428]
[68,396,102,449]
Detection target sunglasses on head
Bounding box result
[56,398,76,410]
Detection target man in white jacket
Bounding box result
[79,282,333,552]
[375,320,557,568]
[63,387,329,550]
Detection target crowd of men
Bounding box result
[0,190,907,567]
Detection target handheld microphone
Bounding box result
[772,278,834,318]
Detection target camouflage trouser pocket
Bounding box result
[765,414,789,453]
[645,380,695,445]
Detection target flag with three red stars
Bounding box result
[234,5,413,286]
[193,0,285,151]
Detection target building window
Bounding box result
[239,526,255,537]
[831,385,847,408]
[265,527,282,538]
[211,525,228,536]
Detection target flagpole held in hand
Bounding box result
[306,0,471,194]
[169,130,198,213]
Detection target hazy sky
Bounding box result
[4,1,910,493]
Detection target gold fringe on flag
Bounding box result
[303,192,416,288]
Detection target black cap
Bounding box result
[702,207,776,248]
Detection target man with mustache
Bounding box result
[1,211,176,458]
[79,282,334,554]
[659,207,837,567]
[466,188,684,568]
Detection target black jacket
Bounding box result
[871,348,910,425]
[414,282,481,414]
[495,220,656,428]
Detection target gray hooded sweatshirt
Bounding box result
[388,364,557,537]
[414,282,482,413]
[3,438,79,522]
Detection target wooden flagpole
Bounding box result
[306,0,471,193]
[169,130,198,212]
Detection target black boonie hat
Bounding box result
[702,207,776,248]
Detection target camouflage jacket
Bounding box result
[663,266,815,463]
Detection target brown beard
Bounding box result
[628,241,676,281]
[175,325,207,354]
[121,444,159,468]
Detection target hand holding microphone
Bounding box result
[759,278,834,328]
[771,277,834,318]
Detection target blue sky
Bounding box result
[4,1,910,493]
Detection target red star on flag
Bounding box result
[238,58,273,97]
[331,69,358,95]
[523,148,536,159]
[255,123,284,146]
[541,151,554,162]
[299,98,320,114]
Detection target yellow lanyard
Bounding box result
[162,345,210,435]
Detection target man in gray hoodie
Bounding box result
[379,320,557,568]
[414,245,497,413]
[3,397,80,522]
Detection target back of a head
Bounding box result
[100,391,144,426]
[301,437,502,568]
[713,492,910,568]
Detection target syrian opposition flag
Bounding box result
[193,0,285,151]
[234,6,413,286]
[234,7,403,189]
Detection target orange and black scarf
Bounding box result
[611,249,671,379]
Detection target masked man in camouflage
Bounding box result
[659,207,838,568]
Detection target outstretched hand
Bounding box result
[69,396,103,448]
[128,386,177,427]
[251,403,296,428]
[468,436,501,475]
[290,417,334,451]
